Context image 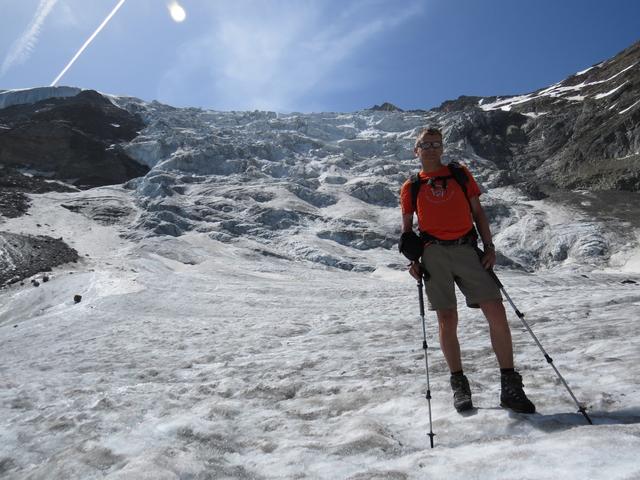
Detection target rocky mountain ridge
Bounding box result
[440,40,640,191]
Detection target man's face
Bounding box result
[414,134,443,164]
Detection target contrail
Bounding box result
[51,0,127,86]
[1,0,60,77]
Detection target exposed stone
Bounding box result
[60,197,134,225]
[0,90,148,189]
[0,232,79,287]
[369,102,403,112]
[347,180,398,207]
[467,40,640,192]
[518,181,549,200]
[0,166,78,218]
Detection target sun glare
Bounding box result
[168,1,186,23]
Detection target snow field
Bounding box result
[1,226,639,479]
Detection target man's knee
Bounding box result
[479,299,505,312]
[436,308,458,329]
[480,300,510,327]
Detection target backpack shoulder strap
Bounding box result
[409,173,421,213]
[448,162,473,210]
[447,161,468,187]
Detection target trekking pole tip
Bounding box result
[578,406,594,425]
[428,433,435,448]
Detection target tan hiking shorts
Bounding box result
[420,243,502,311]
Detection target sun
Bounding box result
[168,1,186,23]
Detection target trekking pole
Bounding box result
[482,262,593,425]
[417,271,436,447]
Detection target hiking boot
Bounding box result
[450,373,473,412]
[500,371,536,414]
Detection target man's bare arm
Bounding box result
[402,213,414,233]
[469,196,496,269]
[469,196,493,246]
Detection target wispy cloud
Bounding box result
[158,0,423,111]
[1,0,60,77]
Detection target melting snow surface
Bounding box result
[1,186,639,479]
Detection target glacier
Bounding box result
[0,84,639,478]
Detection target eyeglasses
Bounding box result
[417,141,442,150]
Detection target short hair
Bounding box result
[415,127,443,147]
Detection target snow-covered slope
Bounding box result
[0,189,639,479]
[1,98,639,477]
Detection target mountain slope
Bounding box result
[441,40,640,191]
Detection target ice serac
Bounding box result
[0,86,81,109]
[110,88,636,272]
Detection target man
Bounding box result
[399,127,535,414]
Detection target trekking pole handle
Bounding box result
[473,246,504,289]
[417,270,426,317]
[417,281,425,317]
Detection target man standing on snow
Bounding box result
[398,127,535,414]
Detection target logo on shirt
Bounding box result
[425,179,455,204]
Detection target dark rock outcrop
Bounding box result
[437,95,496,113]
[369,102,403,112]
[0,232,79,287]
[0,90,149,189]
[443,41,640,192]
[346,180,398,207]
[0,166,78,218]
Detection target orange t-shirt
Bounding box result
[400,164,481,240]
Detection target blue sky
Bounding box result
[1,0,639,112]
